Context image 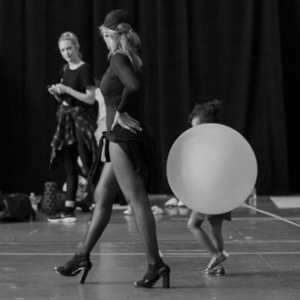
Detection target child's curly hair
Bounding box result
[188,99,223,124]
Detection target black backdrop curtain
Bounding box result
[0,0,299,196]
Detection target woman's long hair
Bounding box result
[99,23,142,72]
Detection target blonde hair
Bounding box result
[58,32,83,59]
[99,23,142,72]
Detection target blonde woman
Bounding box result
[47,32,97,222]
[54,10,170,288]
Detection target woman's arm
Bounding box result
[110,53,142,133]
[111,111,142,133]
[50,84,95,105]
[48,86,62,103]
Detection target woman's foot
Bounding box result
[47,211,77,223]
[54,254,92,284]
[134,260,171,288]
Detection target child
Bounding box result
[187,99,231,275]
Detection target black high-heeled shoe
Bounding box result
[54,254,92,284]
[134,260,171,288]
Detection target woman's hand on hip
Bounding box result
[111,111,142,134]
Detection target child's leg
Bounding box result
[209,217,224,254]
[187,216,219,258]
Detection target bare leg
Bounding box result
[77,162,119,256]
[187,217,219,258]
[209,218,224,253]
[109,142,161,265]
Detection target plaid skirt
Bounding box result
[50,105,97,170]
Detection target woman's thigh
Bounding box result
[109,142,146,201]
[94,162,119,204]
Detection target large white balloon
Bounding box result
[167,124,257,214]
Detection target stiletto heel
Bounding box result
[54,254,92,284]
[134,260,171,288]
[162,272,170,288]
[80,266,90,284]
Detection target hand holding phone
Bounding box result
[47,84,57,95]
[47,84,62,103]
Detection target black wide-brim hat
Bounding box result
[103,9,133,30]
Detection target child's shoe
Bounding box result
[202,264,225,275]
[205,253,227,271]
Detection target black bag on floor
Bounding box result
[0,193,36,222]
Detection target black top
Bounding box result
[89,52,156,188]
[59,63,94,109]
[100,53,145,135]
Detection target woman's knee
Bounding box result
[93,162,119,203]
[122,188,145,207]
[94,184,117,206]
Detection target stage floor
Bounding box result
[1,195,300,300]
